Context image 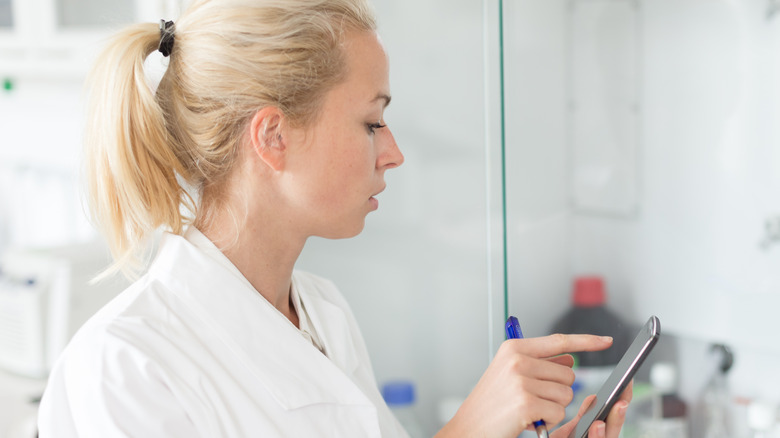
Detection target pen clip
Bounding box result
[505,316,523,339]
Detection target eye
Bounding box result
[367,122,387,134]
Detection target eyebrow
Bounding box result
[373,93,392,108]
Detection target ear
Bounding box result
[249,107,287,171]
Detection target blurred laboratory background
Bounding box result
[1,0,780,437]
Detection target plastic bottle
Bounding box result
[700,344,734,438]
[620,382,656,438]
[551,276,632,366]
[747,400,777,438]
[644,362,689,438]
[382,381,425,438]
[652,363,687,417]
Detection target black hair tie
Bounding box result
[158,19,175,57]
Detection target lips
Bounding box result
[368,184,385,210]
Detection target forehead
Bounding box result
[335,30,390,104]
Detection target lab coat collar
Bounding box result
[290,274,360,377]
[147,230,372,411]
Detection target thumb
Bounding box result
[550,395,597,438]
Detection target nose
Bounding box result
[378,127,404,170]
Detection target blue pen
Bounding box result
[505,316,549,438]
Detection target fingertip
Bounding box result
[590,421,606,438]
[576,394,598,417]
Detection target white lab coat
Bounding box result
[38,229,409,437]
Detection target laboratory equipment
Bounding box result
[550,276,631,367]
[0,240,125,377]
[747,400,778,438]
[636,362,689,438]
[382,381,425,438]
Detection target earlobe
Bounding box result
[249,107,286,171]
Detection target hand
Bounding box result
[436,334,614,438]
[552,380,633,438]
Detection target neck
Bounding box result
[200,201,306,328]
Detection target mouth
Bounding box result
[369,185,385,209]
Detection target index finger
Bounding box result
[508,334,614,358]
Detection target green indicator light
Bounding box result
[3,78,13,92]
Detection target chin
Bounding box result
[319,221,366,240]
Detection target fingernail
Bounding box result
[601,336,613,343]
[597,422,606,437]
[619,402,628,416]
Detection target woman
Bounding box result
[37,0,631,436]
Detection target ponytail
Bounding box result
[84,23,193,279]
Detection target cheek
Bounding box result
[331,133,376,174]
[308,129,377,192]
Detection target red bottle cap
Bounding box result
[573,276,606,307]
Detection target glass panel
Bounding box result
[489,0,780,435]
[0,0,12,28]
[492,4,644,432]
[56,0,135,28]
[498,0,780,352]
[492,0,780,396]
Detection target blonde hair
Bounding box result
[85,0,377,278]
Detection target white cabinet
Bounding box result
[0,0,184,78]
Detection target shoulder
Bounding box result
[39,276,202,436]
[75,272,182,339]
[55,275,182,373]
[39,310,200,436]
[54,267,204,387]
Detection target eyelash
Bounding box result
[367,122,386,134]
